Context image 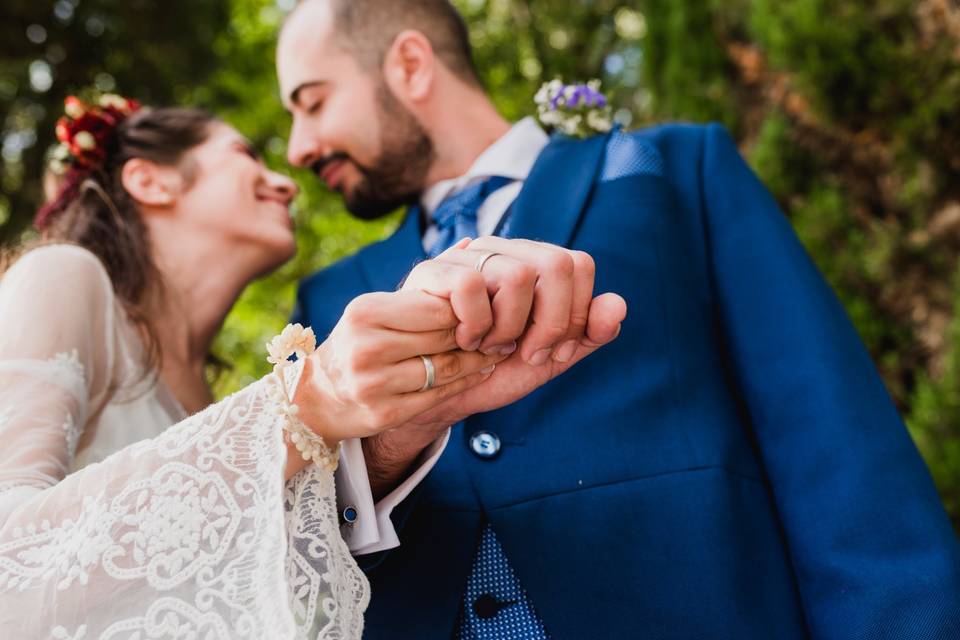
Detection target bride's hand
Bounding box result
[292,288,508,446]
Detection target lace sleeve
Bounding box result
[0,246,118,518]
[0,248,369,638]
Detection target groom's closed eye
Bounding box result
[286,80,328,114]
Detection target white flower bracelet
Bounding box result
[266,323,338,473]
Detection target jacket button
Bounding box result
[470,431,501,459]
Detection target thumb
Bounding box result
[554,293,626,374]
[583,293,627,348]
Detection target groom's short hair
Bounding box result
[323,0,482,88]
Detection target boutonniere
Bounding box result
[535,79,613,139]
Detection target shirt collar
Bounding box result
[420,117,549,216]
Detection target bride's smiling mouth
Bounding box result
[257,196,295,228]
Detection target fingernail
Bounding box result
[466,338,482,351]
[480,364,496,375]
[528,348,552,366]
[481,342,517,356]
[553,339,578,363]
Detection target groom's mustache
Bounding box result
[311,152,353,178]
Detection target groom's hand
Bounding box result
[404,237,606,364]
[363,237,627,498]
[410,290,625,422]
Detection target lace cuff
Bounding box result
[268,324,337,472]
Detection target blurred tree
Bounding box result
[633,0,960,523]
[2,0,958,526]
[0,0,230,243]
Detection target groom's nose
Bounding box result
[287,116,326,168]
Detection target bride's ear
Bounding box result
[120,158,182,209]
[383,29,435,104]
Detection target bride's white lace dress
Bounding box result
[0,245,369,639]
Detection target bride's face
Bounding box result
[174,123,299,274]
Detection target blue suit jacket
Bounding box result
[294,124,960,639]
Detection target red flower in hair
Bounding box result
[64,112,114,167]
[35,93,142,229]
[64,96,85,120]
[54,118,70,144]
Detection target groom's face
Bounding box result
[278,3,435,219]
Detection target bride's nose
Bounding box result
[266,170,299,204]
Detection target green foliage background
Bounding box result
[3,0,960,527]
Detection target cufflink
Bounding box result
[340,506,358,527]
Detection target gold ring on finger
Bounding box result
[474,251,501,274]
[419,354,436,392]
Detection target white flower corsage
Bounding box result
[266,323,338,472]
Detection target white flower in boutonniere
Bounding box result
[535,79,614,139]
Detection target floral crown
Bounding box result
[36,93,141,229]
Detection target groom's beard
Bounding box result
[314,83,435,220]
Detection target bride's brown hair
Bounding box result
[9,107,217,375]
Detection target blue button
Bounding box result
[470,431,501,459]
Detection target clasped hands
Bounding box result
[293,237,627,493]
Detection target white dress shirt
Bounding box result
[338,117,550,555]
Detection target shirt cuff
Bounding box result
[335,429,451,555]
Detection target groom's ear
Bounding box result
[121,158,182,209]
[382,29,435,104]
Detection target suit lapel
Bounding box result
[507,131,612,247]
[356,207,427,292]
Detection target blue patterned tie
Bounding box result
[427,178,552,639]
[427,175,513,258]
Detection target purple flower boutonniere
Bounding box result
[535,79,613,139]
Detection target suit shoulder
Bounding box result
[599,123,715,182]
[626,122,732,156]
[607,122,735,185]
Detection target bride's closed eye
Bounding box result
[234,141,262,162]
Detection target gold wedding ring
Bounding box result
[419,354,436,392]
[474,251,501,274]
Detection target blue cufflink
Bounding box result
[341,506,358,526]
